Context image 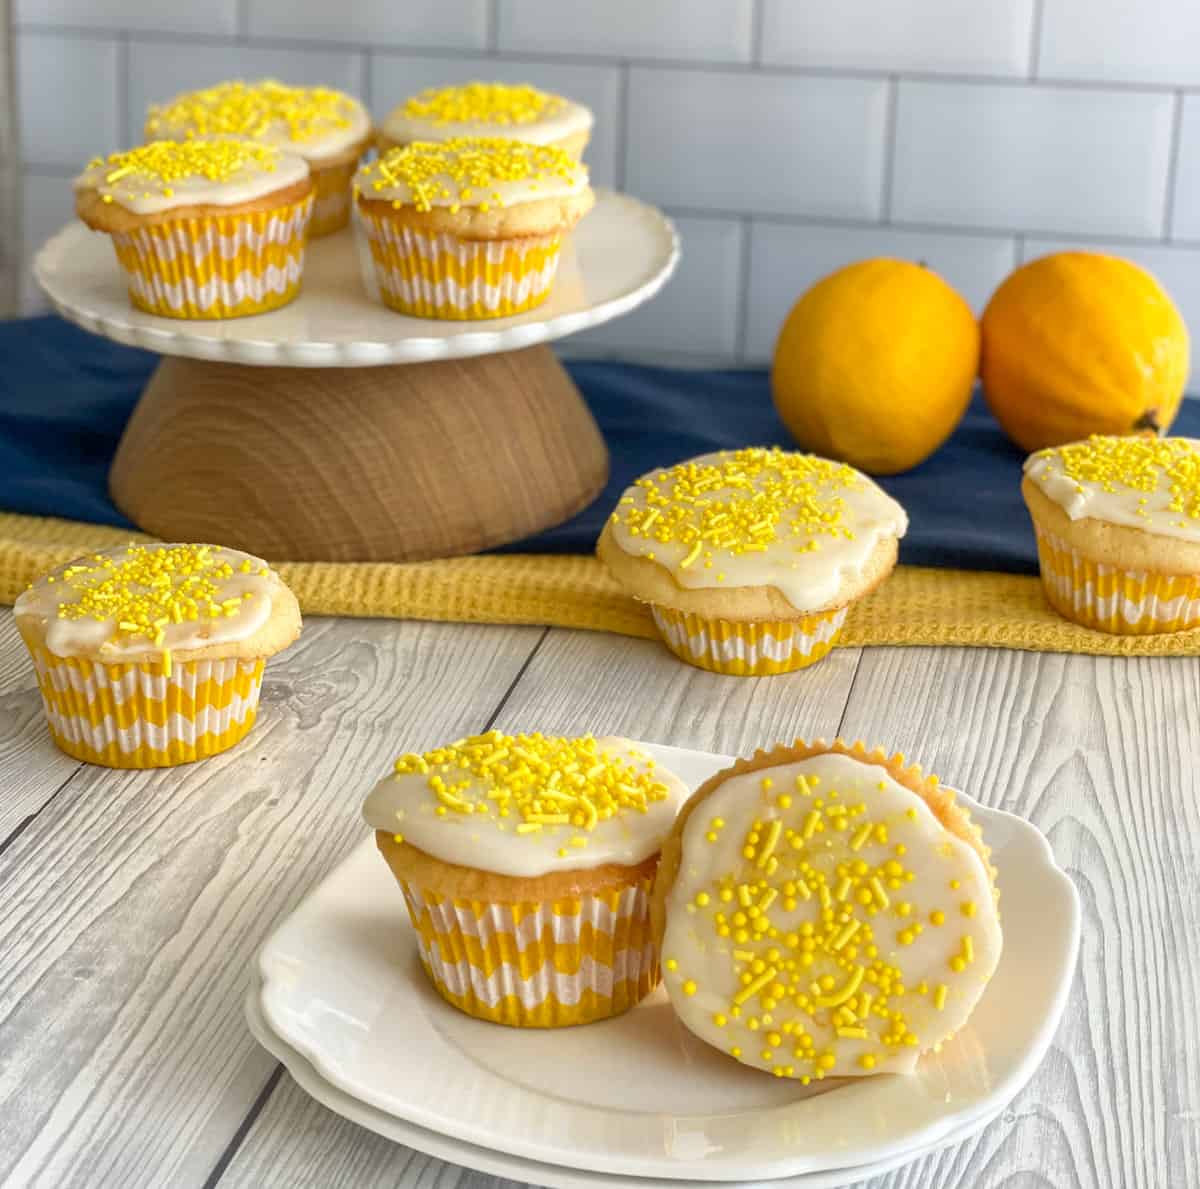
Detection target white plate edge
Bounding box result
[31,191,680,368]
[243,981,1006,1189]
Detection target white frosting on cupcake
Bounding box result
[362,732,688,878]
[381,81,592,147]
[661,750,1002,1080]
[354,137,588,211]
[145,79,370,163]
[607,448,909,612]
[14,543,281,660]
[74,138,309,214]
[1024,435,1200,543]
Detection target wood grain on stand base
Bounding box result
[108,347,609,564]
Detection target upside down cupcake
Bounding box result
[75,138,313,319]
[354,137,593,319]
[377,81,593,160]
[597,448,908,675]
[145,79,371,236]
[14,543,301,767]
[652,740,1002,1080]
[1023,435,1200,634]
[362,731,689,1027]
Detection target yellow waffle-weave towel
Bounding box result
[4,511,1200,657]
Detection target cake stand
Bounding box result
[34,190,678,562]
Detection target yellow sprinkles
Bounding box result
[83,139,284,205]
[1038,434,1200,521]
[401,82,565,127]
[41,544,265,670]
[356,137,582,212]
[392,731,669,844]
[613,447,866,574]
[663,761,992,1081]
[146,80,358,145]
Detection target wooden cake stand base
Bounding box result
[109,346,610,563]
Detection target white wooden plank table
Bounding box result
[0,609,1196,1189]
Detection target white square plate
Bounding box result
[257,742,1080,1182]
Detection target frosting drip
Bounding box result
[145,79,370,163]
[14,543,278,664]
[382,82,592,147]
[74,138,310,214]
[1024,434,1200,543]
[608,448,908,611]
[661,752,1002,1080]
[361,732,688,877]
[354,137,588,212]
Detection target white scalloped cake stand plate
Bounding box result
[33,189,678,366]
[256,741,1079,1182]
[244,984,1002,1189]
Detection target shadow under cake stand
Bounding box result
[34,190,678,563]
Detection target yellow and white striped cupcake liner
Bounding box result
[308,158,357,237]
[109,194,313,320]
[357,212,563,320]
[650,605,848,676]
[27,646,265,767]
[1034,528,1200,635]
[399,876,659,1027]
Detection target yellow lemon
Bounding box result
[981,251,1189,452]
[771,259,979,475]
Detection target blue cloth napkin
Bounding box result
[6,314,1197,573]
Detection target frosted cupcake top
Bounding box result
[1024,435,1200,543]
[354,137,588,212]
[145,79,370,163]
[14,543,284,669]
[362,731,689,878]
[381,82,592,147]
[74,139,310,214]
[661,749,1002,1081]
[607,448,909,610]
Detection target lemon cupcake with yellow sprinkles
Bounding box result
[354,136,593,319]
[1023,435,1200,633]
[75,138,314,319]
[15,543,301,768]
[362,731,689,1027]
[652,739,1002,1081]
[145,80,371,236]
[377,81,593,160]
[597,447,908,675]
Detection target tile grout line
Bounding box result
[879,76,900,223]
[615,63,631,192]
[1163,90,1186,240]
[486,0,500,54]
[201,1064,285,1189]
[749,0,766,67]
[733,216,753,364]
[15,23,1200,95]
[1028,0,1046,80]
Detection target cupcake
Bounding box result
[361,731,689,1027]
[1023,435,1200,634]
[145,79,371,236]
[354,137,593,320]
[651,739,1002,1081]
[75,138,313,319]
[597,447,908,676]
[377,81,593,160]
[14,543,301,768]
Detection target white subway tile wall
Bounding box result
[11,0,1200,381]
